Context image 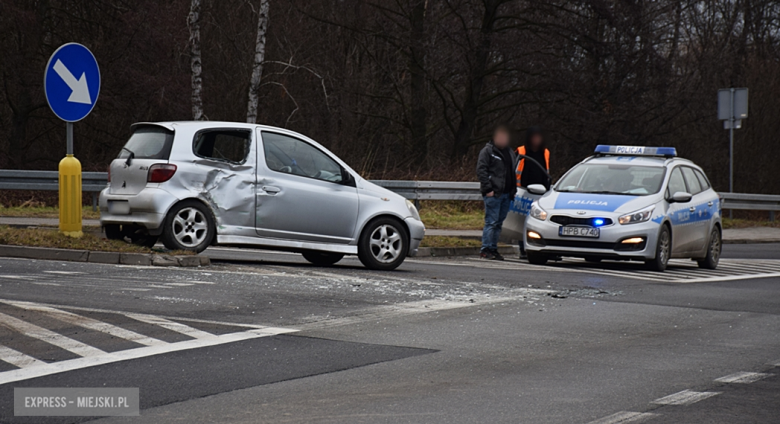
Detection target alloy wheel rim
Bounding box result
[172,207,208,248]
[658,231,670,264]
[369,224,402,263]
[710,231,721,263]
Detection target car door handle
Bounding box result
[707,201,713,207]
[263,186,281,194]
[689,206,696,212]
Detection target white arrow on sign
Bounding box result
[52,59,92,105]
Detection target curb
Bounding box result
[0,245,209,267]
[416,245,517,257]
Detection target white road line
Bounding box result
[1,301,165,347]
[0,344,46,368]
[42,271,85,275]
[672,272,780,284]
[715,371,774,384]
[123,313,216,339]
[0,300,273,330]
[0,311,105,357]
[652,389,720,405]
[587,411,658,424]
[0,327,297,385]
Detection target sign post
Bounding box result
[718,88,748,218]
[44,43,100,237]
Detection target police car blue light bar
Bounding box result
[594,145,677,157]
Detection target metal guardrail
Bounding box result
[0,171,777,218]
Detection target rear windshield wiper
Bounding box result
[122,147,135,166]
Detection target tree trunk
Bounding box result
[246,0,270,124]
[188,0,204,120]
[409,0,428,165]
[452,0,503,157]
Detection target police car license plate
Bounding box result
[559,226,600,238]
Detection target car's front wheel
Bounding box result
[527,252,548,265]
[358,217,409,271]
[161,200,215,253]
[302,251,344,267]
[697,228,721,269]
[646,224,671,272]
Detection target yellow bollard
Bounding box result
[59,154,83,238]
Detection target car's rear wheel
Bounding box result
[161,200,215,253]
[697,228,721,269]
[302,251,344,267]
[646,224,671,272]
[358,217,408,271]
[105,224,123,241]
[527,252,548,265]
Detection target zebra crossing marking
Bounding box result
[456,257,780,283]
[0,345,46,369]
[1,300,165,347]
[0,311,106,357]
[0,300,298,385]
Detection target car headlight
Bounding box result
[618,205,655,225]
[529,202,548,221]
[406,199,421,221]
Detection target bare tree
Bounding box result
[188,0,205,120]
[246,0,270,124]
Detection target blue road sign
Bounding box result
[44,43,100,122]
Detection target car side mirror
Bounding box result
[670,191,692,203]
[527,184,548,195]
[341,168,356,187]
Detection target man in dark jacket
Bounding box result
[515,126,551,259]
[476,125,518,260]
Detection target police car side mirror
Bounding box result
[670,191,692,203]
[527,184,548,195]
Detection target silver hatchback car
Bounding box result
[100,121,425,270]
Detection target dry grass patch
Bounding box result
[0,226,191,254]
[419,200,484,230]
[0,205,101,220]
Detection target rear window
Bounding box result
[118,126,174,160]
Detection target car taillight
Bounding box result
[148,164,177,183]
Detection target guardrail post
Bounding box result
[92,192,97,212]
[770,211,775,222]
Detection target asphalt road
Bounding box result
[0,243,777,423]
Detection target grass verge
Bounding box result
[0,226,191,254]
[722,217,780,229]
[0,206,101,220]
[419,201,484,230]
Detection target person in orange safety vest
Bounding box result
[515,126,550,260]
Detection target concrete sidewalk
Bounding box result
[1,217,778,244]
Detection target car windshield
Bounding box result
[555,163,666,196]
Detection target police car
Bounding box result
[523,146,721,271]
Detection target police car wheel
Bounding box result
[161,200,215,253]
[527,252,548,265]
[358,217,409,271]
[697,228,721,270]
[105,224,123,241]
[302,251,344,267]
[646,225,671,272]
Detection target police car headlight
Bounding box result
[618,206,655,225]
[406,199,421,221]
[530,203,548,221]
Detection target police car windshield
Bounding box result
[555,163,666,196]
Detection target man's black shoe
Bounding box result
[480,250,495,260]
[492,250,505,261]
[518,251,528,260]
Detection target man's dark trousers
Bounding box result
[481,192,513,252]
